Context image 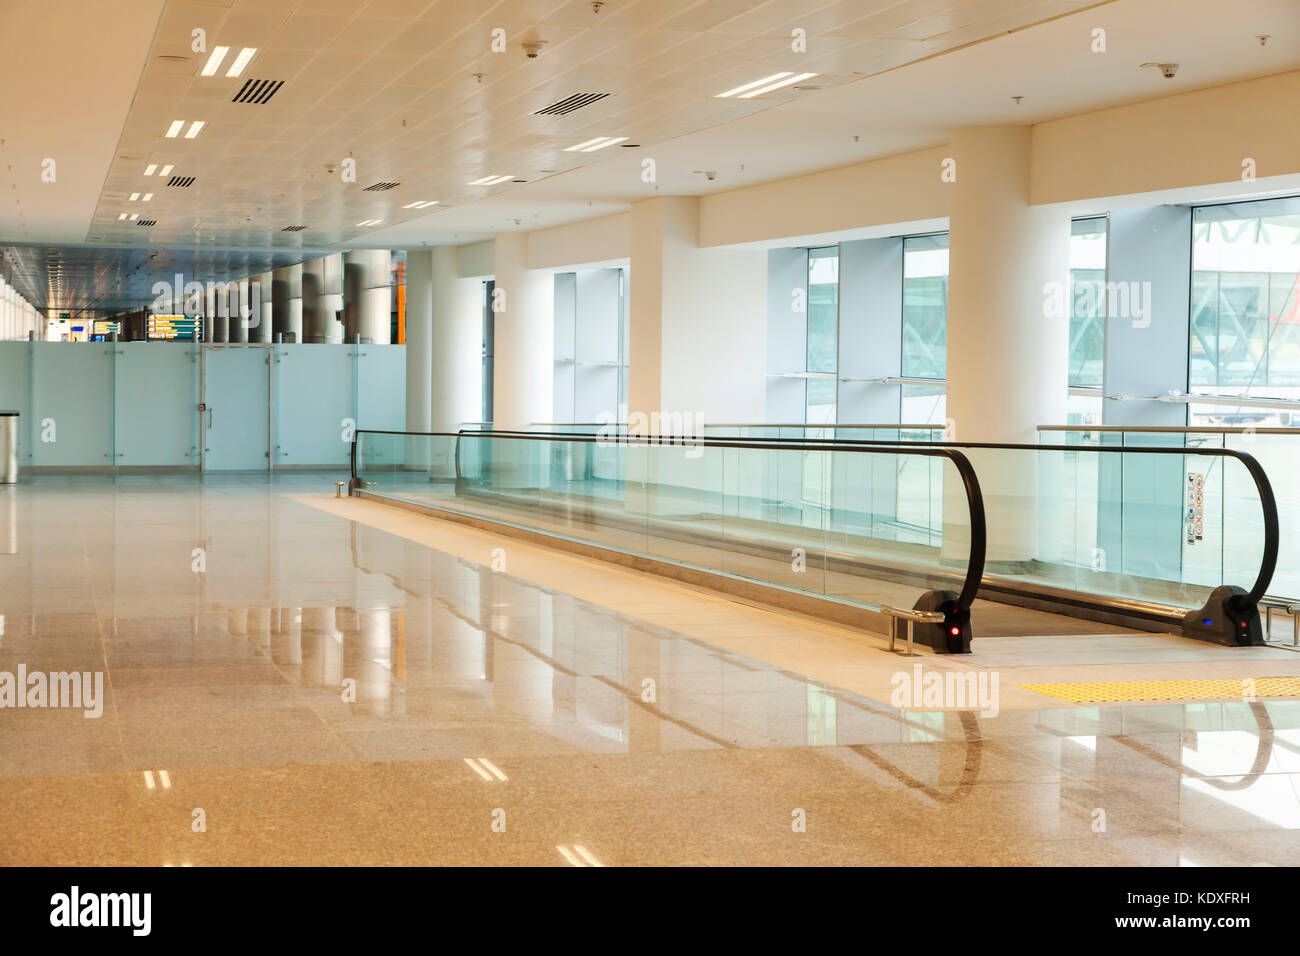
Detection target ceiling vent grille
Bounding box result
[232,79,284,104]
[167,176,195,188]
[535,92,610,116]
[363,181,400,191]
[136,219,157,227]
[281,225,306,232]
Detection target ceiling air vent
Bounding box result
[232,79,284,104]
[168,176,195,188]
[136,219,157,227]
[535,92,610,116]
[363,182,400,191]
[281,225,306,232]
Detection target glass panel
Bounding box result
[901,234,948,379]
[354,431,977,616]
[1069,217,1107,388]
[806,247,838,376]
[1010,436,1270,607]
[1190,201,1300,413]
[900,382,946,425]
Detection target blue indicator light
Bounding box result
[1204,619,1214,626]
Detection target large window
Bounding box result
[1067,217,1107,426]
[552,267,628,424]
[481,280,494,423]
[1190,200,1300,396]
[1069,217,1107,388]
[901,234,948,381]
[805,247,839,425]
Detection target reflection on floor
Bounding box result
[2,474,1300,866]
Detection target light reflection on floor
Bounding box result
[1,474,1298,866]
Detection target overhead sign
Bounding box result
[148,315,200,340]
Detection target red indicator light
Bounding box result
[950,627,960,635]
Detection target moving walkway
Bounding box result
[349,428,1278,653]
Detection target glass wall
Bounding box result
[900,234,948,381]
[805,247,839,426]
[1189,198,1300,427]
[1069,217,1107,387]
[481,280,494,423]
[0,341,405,470]
[1067,217,1107,426]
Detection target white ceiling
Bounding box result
[8,0,1117,252]
[0,0,1296,307]
[434,0,1299,243]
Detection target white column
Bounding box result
[628,196,767,427]
[491,233,553,429]
[946,125,1069,443]
[431,246,483,432]
[404,249,433,436]
[945,125,1071,563]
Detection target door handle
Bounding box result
[207,407,213,429]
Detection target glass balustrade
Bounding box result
[353,430,984,634]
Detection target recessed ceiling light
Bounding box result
[226,47,257,78]
[738,72,817,98]
[142,193,153,201]
[716,72,792,98]
[130,213,138,221]
[165,120,185,138]
[118,213,127,220]
[468,174,512,186]
[200,45,229,77]
[184,121,205,139]
[129,192,140,201]
[159,165,174,176]
[144,164,157,176]
[403,200,439,209]
[564,136,628,152]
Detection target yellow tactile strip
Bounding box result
[1018,677,1300,704]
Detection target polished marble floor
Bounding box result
[2,474,1299,866]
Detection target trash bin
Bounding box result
[0,411,17,484]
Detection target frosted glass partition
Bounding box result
[113,342,201,466]
[0,341,404,471]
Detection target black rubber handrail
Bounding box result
[472,428,1280,609]
[351,428,988,616]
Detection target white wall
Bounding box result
[528,213,630,271]
[1031,70,1300,205]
